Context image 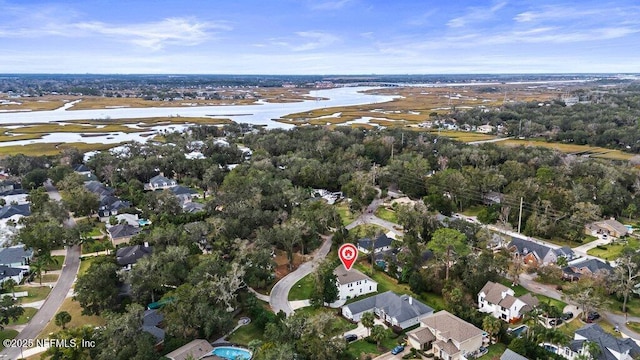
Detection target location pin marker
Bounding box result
[339,243,358,271]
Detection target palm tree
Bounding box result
[2,279,17,299]
[482,316,502,344]
[370,325,386,349]
[54,311,72,329]
[361,312,375,337]
[30,258,45,285]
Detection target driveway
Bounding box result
[269,236,332,315]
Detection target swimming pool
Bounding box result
[508,325,528,338]
[209,346,252,360]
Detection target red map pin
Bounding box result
[339,243,358,271]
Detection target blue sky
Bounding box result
[1,0,639,74]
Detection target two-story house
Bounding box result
[407,310,485,360]
[334,265,378,301]
[508,238,575,267]
[145,175,177,190]
[357,233,394,254]
[116,243,153,270]
[478,281,539,323]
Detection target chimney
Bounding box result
[144,242,149,248]
[409,296,413,305]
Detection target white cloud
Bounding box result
[447,1,507,28]
[310,0,353,11]
[292,31,340,51]
[0,15,230,50]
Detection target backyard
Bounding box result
[345,328,401,359]
[586,237,640,260]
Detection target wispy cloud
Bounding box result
[447,1,507,28]
[292,31,340,51]
[0,14,230,50]
[310,0,353,11]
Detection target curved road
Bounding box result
[269,196,401,315]
[0,181,81,359]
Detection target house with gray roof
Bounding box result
[0,204,30,220]
[107,223,141,246]
[85,181,114,197]
[544,323,640,360]
[142,309,165,346]
[116,243,152,270]
[165,339,215,360]
[508,237,573,267]
[563,258,613,281]
[478,281,539,322]
[0,245,33,270]
[500,349,530,360]
[0,265,25,285]
[407,310,485,360]
[145,175,177,190]
[585,219,628,239]
[357,233,394,254]
[334,265,377,301]
[341,291,433,329]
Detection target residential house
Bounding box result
[0,245,33,270]
[500,349,530,360]
[357,234,394,254]
[142,309,165,347]
[183,202,205,213]
[97,195,131,219]
[164,339,215,360]
[585,219,628,238]
[562,258,613,281]
[107,223,141,246]
[477,124,495,134]
[0,180,20,194]
[341,291,434,329]
[116,243,152,270]
[85,181,114,197]
[407,310,484,360]
[334,265,378,301]
[478,281,539,322]
[0,187,28,205]
[483,191,504,205]
[0,204,30,220]
[545,323,640,360]
[145,175,177,190]
[508,238,575,267]
[169,185,199,204]
[109,213,140,228]
[0,204,30,245]
[0,265,25,285]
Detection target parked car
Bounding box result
[562,312,573,320]
[587,312,600,322]
[391,345,405,355]
[344,334,358,342]
[549,318,563,326]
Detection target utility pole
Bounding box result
[517,197,524,233]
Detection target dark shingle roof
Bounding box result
[344,291,433,323]
[170,186,197,196]
[116,245,153,266]
[183,202,204,213]
[0,265,24,280]
[574,324,640,360]
[0,245,33,266]
[142,309,165,342]
[358,234,393,251]
[85,181,114,196]
[73,164,91,173]
[563,258,613,279]
[0,204,30,219]
[508,238,553,260]
[107,224,140,239]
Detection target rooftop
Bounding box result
[334,265,376,286]
[420,310,484,344]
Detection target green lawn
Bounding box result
[349,224,387,239]
[535,295,567,311]
[227,322,263,346]
[336,202,357,226]
[480,343,507,359]
[81,238,112,254]
[559,317,619,337]
[606,295,640,318]
[78,256,100,277]
[43,255,65,271]
[40,274,59,283]
[354,263,415,296]
[0,329,18,350]
[461,205,484,217]
[346,330,401,359]
[627,322,640,334]
[15,285,52,304]
[587,237,640,260]
[288,274,315,301]
[8,306,38,325]
[375,207,398,223]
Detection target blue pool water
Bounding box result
[138,219,151,226]
[210,346,252,360]
[508,325,528,338]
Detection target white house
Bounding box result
[145,175,177,190]
[478,281,539,322]
[477,124,495,134]
[334,265,377,301]
[0,245,33,271]
[357,234,394,254]
[341,291,434,329]
[407,310,485,360]
[0,265,24,286]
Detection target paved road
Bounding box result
[0,180,81,359]
[0,245,80,359]
[269,236,333,315]
[467,136,513,145]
